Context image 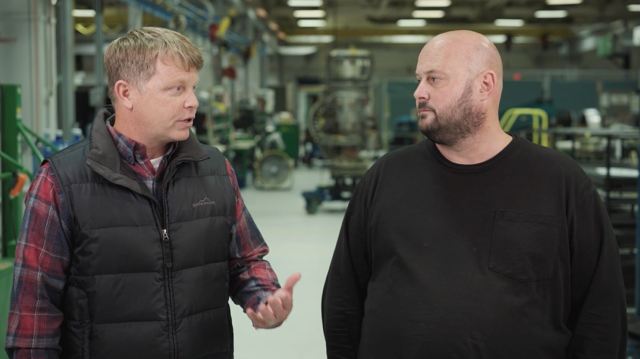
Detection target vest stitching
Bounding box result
[172,174,229,179]
[174,307,228,320]
[167,261,227,273]
[67,261,226,277]
[71,272,164,277]
[92,319,167,325]
[60,172,229,187]
[82,224,158,230]
[171,216,235,224]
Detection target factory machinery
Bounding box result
[302,49,373,214]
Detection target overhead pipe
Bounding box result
[118,0,173,22]
[116,0,273,53]
[181,0,214,20]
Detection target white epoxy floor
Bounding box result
[229,166,348,359]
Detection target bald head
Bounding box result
[413,30,505,146]
[425,30,503,82]
[415,30,504,114]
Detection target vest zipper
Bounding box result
[161,227,177,359]
[162,161,182,359]
[162,229,172,268]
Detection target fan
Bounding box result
[254,150,293,189]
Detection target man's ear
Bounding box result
[114,80,135,110]
[478,70,497,101]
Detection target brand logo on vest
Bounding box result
[193,197,216,208]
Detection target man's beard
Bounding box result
[418,81,486,147]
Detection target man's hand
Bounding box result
[246,272,301,329]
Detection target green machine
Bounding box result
[276,123,300,164]
[0,84,21,359]
[1,85,23,259]
[0,84,58,357]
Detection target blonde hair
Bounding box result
[104,27,203,103]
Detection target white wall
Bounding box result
[0,0,58,135]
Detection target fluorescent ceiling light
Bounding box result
[412,10,445,18]
[397,19,427,27]
[72,9,96,17]
[486,35,507,43]
[360,35,433,44]
[278,46,318,56]
[287,35,335,43]
[629,4,640,11]
[414,0,451,6]
[534,10,568,18]
[494,19,525,27]
[546,0,581,4]
[297,19,327,27]
[288,0,323,6]
[293,9,326,17]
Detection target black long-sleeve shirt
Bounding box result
[322,136,627,359]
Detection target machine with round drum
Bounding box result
[302,48,373,214]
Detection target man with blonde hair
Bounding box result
[322,30,626,358]
[6,27,299,359]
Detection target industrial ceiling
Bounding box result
[71,0,640,46]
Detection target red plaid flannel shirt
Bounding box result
[5,121,280,358]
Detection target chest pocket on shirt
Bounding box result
[489,210,562,282]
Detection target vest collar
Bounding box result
[86,106,210,195]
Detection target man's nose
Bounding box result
[414,82,429,101]
[185,89,199,109]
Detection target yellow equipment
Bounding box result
[500,108,550,147]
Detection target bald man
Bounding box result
[321,30,627,359]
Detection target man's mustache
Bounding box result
[418,102,435,111]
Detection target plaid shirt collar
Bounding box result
[105,115,177,170]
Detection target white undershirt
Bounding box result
[150,156,163,171]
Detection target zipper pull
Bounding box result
[162,229,169,241]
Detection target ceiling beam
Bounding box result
[281,24,575,37]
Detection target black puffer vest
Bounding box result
[47,107,236,359]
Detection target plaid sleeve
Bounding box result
[226,159,281,311]
[5,163,72,359]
